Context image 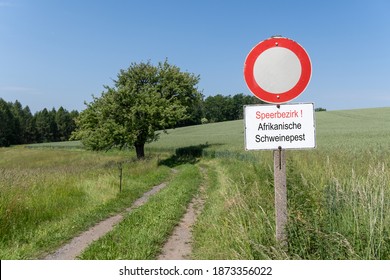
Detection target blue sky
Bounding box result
[1,0,389,113]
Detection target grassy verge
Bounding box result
[79,164,201,259]
[0,148,171,259]
[192,150,390,259]
[192,157,287,259]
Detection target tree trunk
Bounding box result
[135,143,145,159]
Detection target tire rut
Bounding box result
[157,166,207,260]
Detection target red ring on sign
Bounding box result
[244,37,311,104]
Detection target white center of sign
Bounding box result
[253,47,301,94]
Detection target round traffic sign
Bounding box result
[244,37,311,104]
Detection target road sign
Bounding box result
[244,103,316,150]
[244,37,311,104]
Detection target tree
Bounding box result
[34,108,57,142]
[204,94,229,122]
[234,93,264,119]
[203,93,263,122]
[56,107,77,141]
[0,99,15,147]
[10,100,24,144]
[72,60,202,159]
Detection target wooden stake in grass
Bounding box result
[119,162,123,193]
[274,147,287,247]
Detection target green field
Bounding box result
[1,107,390,259]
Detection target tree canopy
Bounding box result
[72,60,203,159]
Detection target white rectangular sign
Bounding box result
[244,103,316,150]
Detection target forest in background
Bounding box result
[0,98,79,147]
[0,93,262,147]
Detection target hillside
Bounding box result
[26,106,390,154]
[147,107,390,154]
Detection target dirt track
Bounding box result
[157,192,204,259]
[44,182,167,260]
[158,167,206,260]
[44,167,205,260]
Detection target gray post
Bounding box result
[274,147,287,246]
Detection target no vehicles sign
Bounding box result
[244,37,311,104]
[244,103,315,150]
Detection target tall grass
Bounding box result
[193,153,390,259]
[192,157,285,259]
[0,148,171,259]
[325,163,389,259]
[287,154,390,259]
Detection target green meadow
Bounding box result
[1,107,390,259]
[0,149,171,259]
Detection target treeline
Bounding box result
[0,98,79,147]
[202,93,263,123]
[0,93,261,147]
